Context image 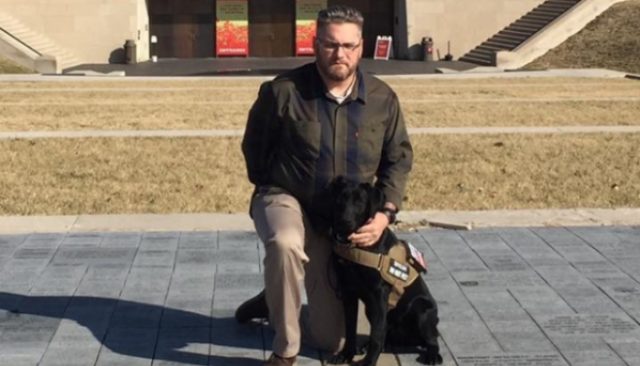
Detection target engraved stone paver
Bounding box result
[0,226,638,365]
[455,354,568,366]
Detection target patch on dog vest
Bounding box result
[407,242,428,273]
[388,259,410,281]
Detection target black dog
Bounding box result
[328,177,442,366]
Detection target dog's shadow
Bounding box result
[0,292,270,365]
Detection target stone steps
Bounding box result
[0,11,81,72]
[459,0,581,65]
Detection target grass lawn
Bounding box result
[1,77,638,215]
[1,134,638,215]
[1,78,639,131]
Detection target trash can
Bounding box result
[124,39,137,64]
[421,37,434,62]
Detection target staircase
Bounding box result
[0,11,81,72]
[460,0,582,66]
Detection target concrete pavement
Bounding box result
[0,215,639,365]
[2,209,640,234]
[0,67,632,82]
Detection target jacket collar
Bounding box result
[310,62,367,104]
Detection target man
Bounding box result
[237,5,413,366]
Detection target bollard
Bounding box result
[124,39,137,64]
[421,37,434,62]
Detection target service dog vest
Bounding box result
[333,240,427,309]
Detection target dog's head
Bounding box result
[329,176,385,244]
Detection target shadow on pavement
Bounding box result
[0,292,266,365]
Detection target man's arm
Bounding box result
[349,92,412,247]
[241,82,278,186]
[375,92,413,210]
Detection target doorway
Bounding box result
[249,0,295,57]
[149,0,215,58]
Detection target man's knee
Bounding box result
[264,227,308,263]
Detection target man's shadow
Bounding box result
[0,292,271,365]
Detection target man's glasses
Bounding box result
[316,38,362,53]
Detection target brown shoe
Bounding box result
[264,353,296,366]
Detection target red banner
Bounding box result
[216,0,248,57]
[296,0,326,56]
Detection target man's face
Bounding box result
[314,22,363,82]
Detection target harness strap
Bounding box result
[333,245,383,271]
[333,241,422,309]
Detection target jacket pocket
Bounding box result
[285,119,322,160]
[358,124,384,168]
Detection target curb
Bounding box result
[1,209,638,234]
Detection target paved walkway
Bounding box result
[2,126,640,140]
[0,216,639,366]
[0,67,632,81]
[62,58,476,77]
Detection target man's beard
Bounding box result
[318,59,356,82]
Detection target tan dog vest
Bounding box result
[333,240,426,309]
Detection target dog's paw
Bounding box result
[328,351,354,365]
[418,351,443,365]
[356,339,368,355]
[351,359,374,366]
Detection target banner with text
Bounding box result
[295,0,326,56]
[216,0,248,57]
[374,36,392,60]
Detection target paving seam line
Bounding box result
[2,126,640,140]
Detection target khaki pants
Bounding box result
[251,188,345,358]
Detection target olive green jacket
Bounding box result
[241,62,413,220]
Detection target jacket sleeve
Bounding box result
[375,92,413,210]
[241,82,278,186]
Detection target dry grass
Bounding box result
[0,57,33,74]
[407,133,640,210]
[1,77,638,215]
[1,78,639,131]
[0,137,251,215]
[525,0,640,74]
[1,134,639,215]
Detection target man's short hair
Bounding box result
[316,5,364,35]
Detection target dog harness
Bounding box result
[333,240,427,309]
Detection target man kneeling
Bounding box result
[236,5,413,365]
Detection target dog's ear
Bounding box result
[362,183,386,218]
[330,176,348,197]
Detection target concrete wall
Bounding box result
[0,0,149,64]
[1,0,547,63]
[0,34,37,71]
[404,0,545,60]
[136,0,150,63]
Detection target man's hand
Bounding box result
[348,212,389,247]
